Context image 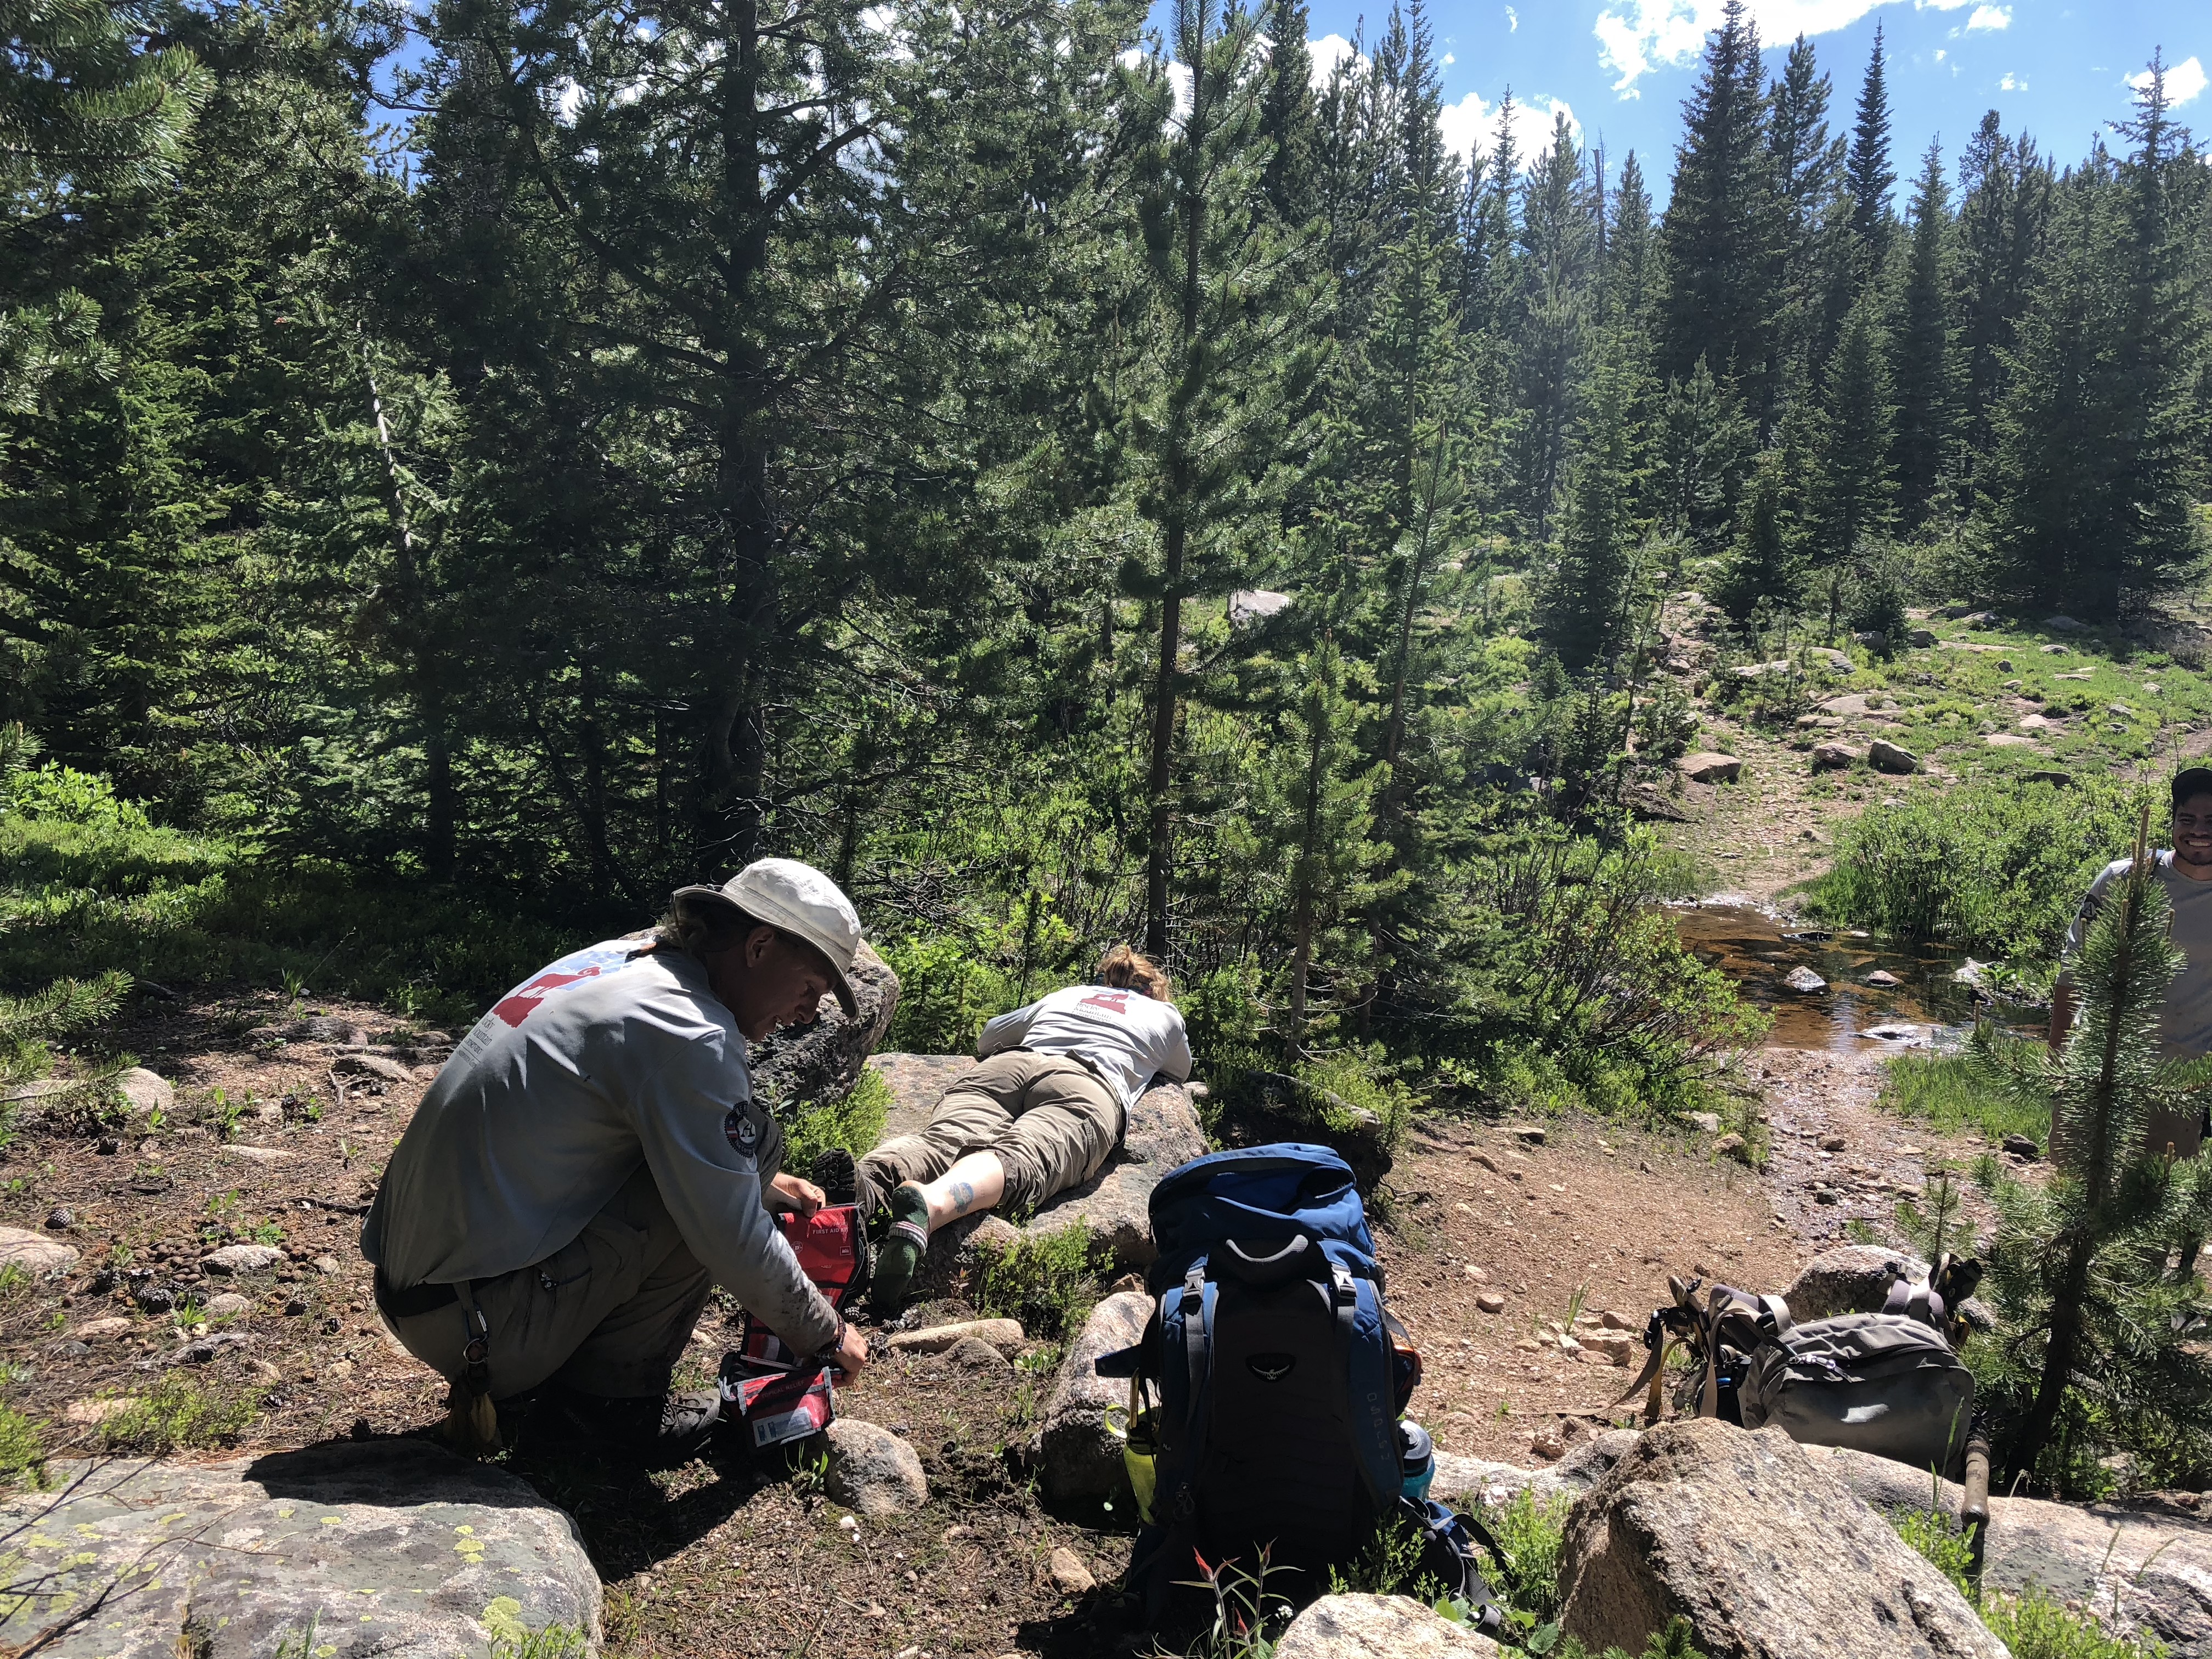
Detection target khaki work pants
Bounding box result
[860,1050,1124,1214]
[383,1164,711,1401]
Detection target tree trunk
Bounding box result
[1144,565,1183,958]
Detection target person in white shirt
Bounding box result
[860,945,1192,1313]
[364,858,872,1464]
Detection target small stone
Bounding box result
[1476,1293,1506,1314]
[1531,1429,1566,1460]
[1048,1547,1096,1596]
[942,1335,1011,1372]
[1509,1126,1546,1146]
[1679,752,1743,784]
[220,1145,298,1165]
[1470,1151,1498,1173]
[314,1255,341,1276]
[1462,1265,1489,1284]
[2002,1133,2041,1161]
[64,1396,140,1425]
[116,1067,174,1116]
[203,1292,253,1317]
[1810,742,1862,772]
[1819,1135,1847,1152]
[1868,738,1920,775]
[1781,966,1827,993]
[1864,970,1900,988]
[825,1419,930,1516]
[885,1318,1026,1359]
[0,1227,81,1276]
[333,1052,416,1084]
[325,1358,354,1380]
[202,1244,286,1276]
[1686,1112,1721,1135]
[1601,1311,1634,1331]
[1713,1133,1748,1161]
[74,1316,132,1341]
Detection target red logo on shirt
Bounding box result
[492,967,602,1028]
[1078,990,1131,1016]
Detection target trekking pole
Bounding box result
[1961,1430,1992,1596]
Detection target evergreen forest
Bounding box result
[4,0,2210,1107]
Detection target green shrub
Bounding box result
[781,1066,893,1177]
[1981,1587,2170,1658]
[1891,1505,1976,1600]
[95,1373,256,1454]
[1879,1049,2051,1147]
[972,1222,1100,1341]
[1810,776,2153,960]
[5,761,154,832]
[878,933,1014,1054]
[0,1401,43,1489]
[1480,1488,1572,1628]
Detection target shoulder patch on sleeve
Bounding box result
[723,1103,762,1170]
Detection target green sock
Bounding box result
[870,1184,932,1315]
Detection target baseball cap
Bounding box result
[671,858,863,1017]
[2175,768,2212,809]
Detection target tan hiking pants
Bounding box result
[860,1050,1124,1214]
[382,1164,712,1401]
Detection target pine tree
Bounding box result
[1809,287,1895,576]
[1259,0,1320,226]
[1538,328,1647,670]
[1654,0,1776,422]
[1509,110,1596,539]
[1657,357,1755,552]
[1843,21,1896,273]
[1609,152,1655,323]
[1132,0,1320,955]
[1956,113,2054,471]
[1891,140,1956,531]
[1712,447,1805,620]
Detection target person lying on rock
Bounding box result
[362,857,872,1464]
[857,945,1192,1315]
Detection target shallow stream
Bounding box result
[1671,902,1994,1051]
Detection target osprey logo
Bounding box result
[1246,1352,1296,1382]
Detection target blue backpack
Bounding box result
[1103,1145,1491,1618]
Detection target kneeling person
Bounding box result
[862,946,1191,1312]
[363,859,872,1463]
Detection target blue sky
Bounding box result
[1248,1,2207,202]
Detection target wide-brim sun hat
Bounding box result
[672,857,862,1018]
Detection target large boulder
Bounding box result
[1782,1245,1927,1322]
[1818,1445,2212,1654]
[1558,1419,2005,1658]
[1275,1594,1503,1657]
[749,939,899,1110]
[1032,1290,1152,1502]
[0,1441,600,1659]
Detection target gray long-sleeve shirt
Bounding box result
[977,984,1193,1108]
[2061,851,2212,1059]
[360,939,838,1355]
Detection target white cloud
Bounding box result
[1165,59,1193,117]
[1593,0,1913,95]
[1913,0,1972,8]
[1506,6,1519,31]
[1442,51,1457,65]
[1933,46,1946,59]
[2132,55,2209,108]
[1439,90,1581,169]
[1965,4,2010,29]
[1310,32,1361,89]
[1999,70,2025,90]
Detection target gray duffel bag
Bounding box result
[1740,1310,1976,1477]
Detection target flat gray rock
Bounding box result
[823,1419,928,1517]
[1276,1594,1503,1656]
[0,1441,600,1659]
[1559,1420,2003,1658]
[1819,1446,2212,1654]
[1033,1290,1151,1502]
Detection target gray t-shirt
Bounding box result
[977,984,1193,1108]
[2061,851,2212,1058]
[361,938,838,1353]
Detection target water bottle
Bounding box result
[1398,1419,1435,1502]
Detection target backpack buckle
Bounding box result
[1180,1267,1205,1316]
[1329,1262,1357,1308]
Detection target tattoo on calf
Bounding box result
[950,1180,977,1215]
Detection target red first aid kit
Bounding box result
[721,1203,870,1451]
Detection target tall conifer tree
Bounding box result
[1892,140,1957,530]
[1844,22,1896,271]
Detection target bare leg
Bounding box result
[914,1152,1007,1230]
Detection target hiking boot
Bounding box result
[868,1183,932,1318]
[531,1386,721,1468]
